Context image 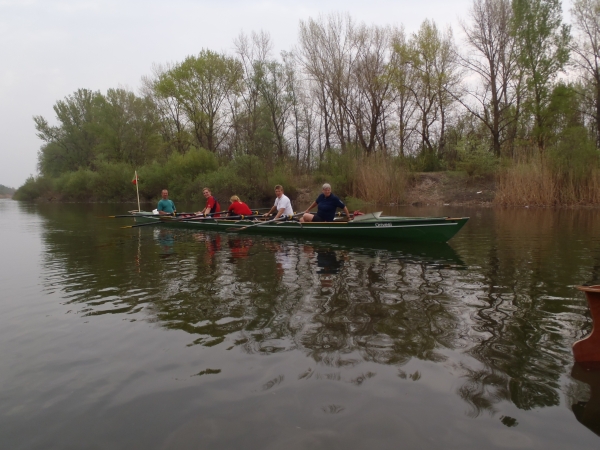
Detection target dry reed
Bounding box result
[495,160,600,206]
[352,155,409,204]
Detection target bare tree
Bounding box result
[389,28,419,157]
[571,0,600,148]
[233,31,273,156]
[459,0,518,156]
[348,24,395,154]
[298,13,357,151]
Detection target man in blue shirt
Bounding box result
[157,189,176,215]
[301,183,350,222]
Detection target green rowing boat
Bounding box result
[129,211,469,243]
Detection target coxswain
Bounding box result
[157,189,176,215]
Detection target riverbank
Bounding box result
[295,172,495,209]
[12,167,600,208]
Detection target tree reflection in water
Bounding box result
[34,205,600,426]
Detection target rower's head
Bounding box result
[202,188,211,198]
[161,189,169,199]
[322,183,332,197]
[274,185,284,198]
[230,195,240,203]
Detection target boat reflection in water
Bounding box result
[571,363,600,437]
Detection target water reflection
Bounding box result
[154,228,175,258]
[570,363,600,436]
[29,203,600,431]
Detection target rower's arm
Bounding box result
[343,206,350,220]
[304,201,317,213]
[264,206,276,217]
[275,208,285,219]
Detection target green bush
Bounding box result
[13,176,54,201]
[410,151,447,172]
[93,161,135,201]
[165,148,218,181]
[267,164,298,200]
[456,141,498,178]
[315,148,359,197]
[548,127,598,182]
[138,161,171,200]
[54,169,98,201]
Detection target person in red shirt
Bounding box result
[196,187,221,217]
[227,195,253,216]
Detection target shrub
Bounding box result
[456,142,498,179]
[548,127,598,183]
[410,151,446,172]
[137,162,168,200]
[13,176,54,201]
[54,169,98,201]
[315,148,359,197]
[93,161,135,201]
[267,164,298,200]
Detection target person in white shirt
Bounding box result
[264,185,294,219]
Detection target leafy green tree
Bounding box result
[142,64,193,156]
[511,0,571,154]
[389,28,419,157]
[167,50,243,152]
[409,20,461,157]
[34,89,102,176]
[94,88,163,167]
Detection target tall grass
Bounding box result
[317,150,409,204]
[495,160,600,206]
[354,154,409,204]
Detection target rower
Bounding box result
[196,187,221,217]
[157,189,176,216]
[263,185,293,220]
[227,195,253,216]
[300,183,349,223]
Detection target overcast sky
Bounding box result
[0,0,573,188]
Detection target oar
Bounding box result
[227,213,303,232]
[121,215,186,229]
[107,212,193,218]
[121,213,263,229]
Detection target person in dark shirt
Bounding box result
[227,195,253,216]
[301,183,350,222]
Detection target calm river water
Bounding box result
[1,199,600,449]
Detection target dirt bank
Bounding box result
[402,172,495,206]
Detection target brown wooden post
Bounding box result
[574,285,600,363]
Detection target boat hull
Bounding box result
[131,213,469,243]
